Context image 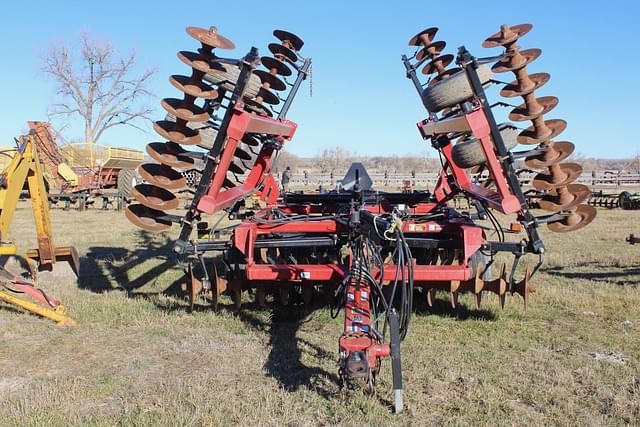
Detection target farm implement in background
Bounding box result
[25,121,143,210]
[126,23,595,413]
[588,190,640,210]
[0,131,78,326]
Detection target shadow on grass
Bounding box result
[79,230,178,294]
[75,227,498,405]
[544,265,640,286]
[234,301,339,399]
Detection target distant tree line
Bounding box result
[275,148,640,175]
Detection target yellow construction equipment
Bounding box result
[0,130,78,326]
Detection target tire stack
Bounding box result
[483,24,596,232]
[408,27,516,169]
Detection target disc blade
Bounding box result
[517,119,567,145]
[186,26,235,50]
[508,96,558,122]
[532,163,582,190]
[408,27,438,46]
[161,98,210,123]
[132,184,180,211]
[547,204,596,233]
[538,184,591,212]
[169,75,219,99]
[138,163,187,190]
[500,73,550,98]
[125,204,173,233]
[268,43,297,62]
[260,56,292,76]
[146,142,197,169]
[492,48,541,73]
[273,29,304,51]
[154,120,201,146]
[524,141,574,168]
[482,24,533,48]
[253,69,286,91]
[416,41,446,61]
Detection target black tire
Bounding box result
[451,124,519,169]
[117,168,137,197]
[422,64,492,113]
[204,63,262,98]
[619,191,631,210]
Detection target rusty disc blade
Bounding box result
[273,30,304,51]
[253,70,286,91]
[500,73,550,98]
[177,51,215,74]
[532,162,583,190]
[416,41,446,61]
[268,43,297,62]
[132,184,179,211]
[186,26,235,50]
[421,54,454,75]
[508,96,558,122]
[260,57,292,77]
[125,204,172,233]
[408,27,438,46]
[256,87,280,105]
[169,75,219,99]
[138,163,186,190]
[154,120,201,146]
[146,142,196,169]
[518,119,567,145]
[243,98,273,117]
[538,184,591,212]
[482,23,533,48]
[547,204,596,233]
[525,141,575,168]
[161,98,210,123]
[492,48,541,73]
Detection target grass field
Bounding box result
[0,202,638,426]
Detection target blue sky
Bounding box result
[1,0,638,159]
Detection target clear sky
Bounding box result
[1,0,638,159]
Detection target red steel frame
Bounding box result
[422,107,521,214]
[197,103,297,214]
[189,90,524,390]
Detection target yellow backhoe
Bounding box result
[0,130,79,326]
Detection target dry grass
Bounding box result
[0,201,638,426]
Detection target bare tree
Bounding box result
[41,33,155,144]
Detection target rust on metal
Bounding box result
[408,27,438,46]
[160,98,210,123]
[253,70,286,91]
[146,142,196,169]
[260,56,292,76]
[547,205,597,233]
[268,43,297,62]
[137,163,187,190]
[169,75,219,99]
[273,29,304,51]
[186,26,236,50]
[132,184,180,211]
[124,204,172,232]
